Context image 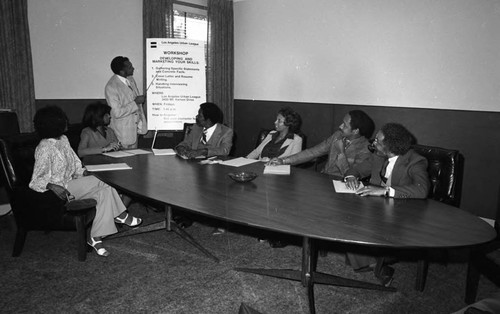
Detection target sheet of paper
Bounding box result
[126,149,152,155]
[102,151,134,158]
[332,180,364,193]
[152,148,176,156]
[263,165,290,175]
[219,157,260,167]
[85,163,132,172]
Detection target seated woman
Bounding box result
[78,102,121,157]
[231,107,303,241]
[29,106,142,257]
[246,106,303,161]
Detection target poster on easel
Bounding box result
[146,38,206,131]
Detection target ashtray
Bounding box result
[228,171,258,183]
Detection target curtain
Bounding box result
[207,0,234,128]
[0,0,35,132]
[143,0,174,137]
[143,0,174,91]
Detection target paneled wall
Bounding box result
[234,99,500,219]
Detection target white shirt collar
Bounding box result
[203,123,218,142]
[116,75,129,86]
[384,155,399,178]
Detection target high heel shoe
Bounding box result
[114,213,142,227]
[87,237,109,257]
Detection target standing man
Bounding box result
[105,56,146,148]
[344,122,430,286]
[175,102,233,159]
[270,110,375,179]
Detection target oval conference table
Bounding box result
[83,153,496,314]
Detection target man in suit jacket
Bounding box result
[345,123,430,198]
[105,56,146,148]
[175,102,233,158]
[344,123,430,286]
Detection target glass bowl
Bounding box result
[228,171,258,183]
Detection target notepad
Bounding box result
[152,148,176,156]
[85,163,132,172]
[219,157,260,167]
[102,151,134,158]
[263,165,290,175]
[126,149,151,155]
[332,180,364,193]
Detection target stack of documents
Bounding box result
[332,180,364,193]
[85,163,132,172]
[103,149,151,158]
[152,148,176,156]
[263,165,290,175]
[219,157,260,167]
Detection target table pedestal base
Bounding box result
[235,237,395,314]
[106,204,219,262]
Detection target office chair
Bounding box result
[0,111,20,137]
[413,144,463,291]
[376,144,463,291]
[0,134,96,261]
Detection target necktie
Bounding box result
[127,80,137,97]
[380,159,389,184]
[201,129,207,145]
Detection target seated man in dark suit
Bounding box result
[173,102,233,229]
[175,102,233,159]
[344,123,430,285]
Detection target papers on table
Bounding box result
[127,149,151,155]
[263,165,290,175]
[103,149,151,158]
[102,151,134,158]
[152,148,176,156]
[85,163,132,172]
[332,180,364,193]
[219,157,260,167]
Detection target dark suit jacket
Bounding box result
[176,123,233,157]
[347,149,430,199]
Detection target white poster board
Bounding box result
[146,39,206,131]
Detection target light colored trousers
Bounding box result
[68,175,126,238]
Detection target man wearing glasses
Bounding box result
[345,122,429,198]
[343,122,430,286]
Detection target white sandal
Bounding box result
[114,213,142,227]
[87,237,109,257]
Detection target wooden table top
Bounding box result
[84,153,496,249]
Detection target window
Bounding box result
[173,10,207,41]
[173,1,207,42]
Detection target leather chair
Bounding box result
[0,111,20,137]
[255,128,271,148]
[412,144,463,291]
[183,123,194,140]
[464,186,500,304]
[375,144,463,290]
[0,134,96,261]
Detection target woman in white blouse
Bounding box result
[246,107,303,161]
[29,106,142,257]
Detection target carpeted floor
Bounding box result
[0,203,497,314]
